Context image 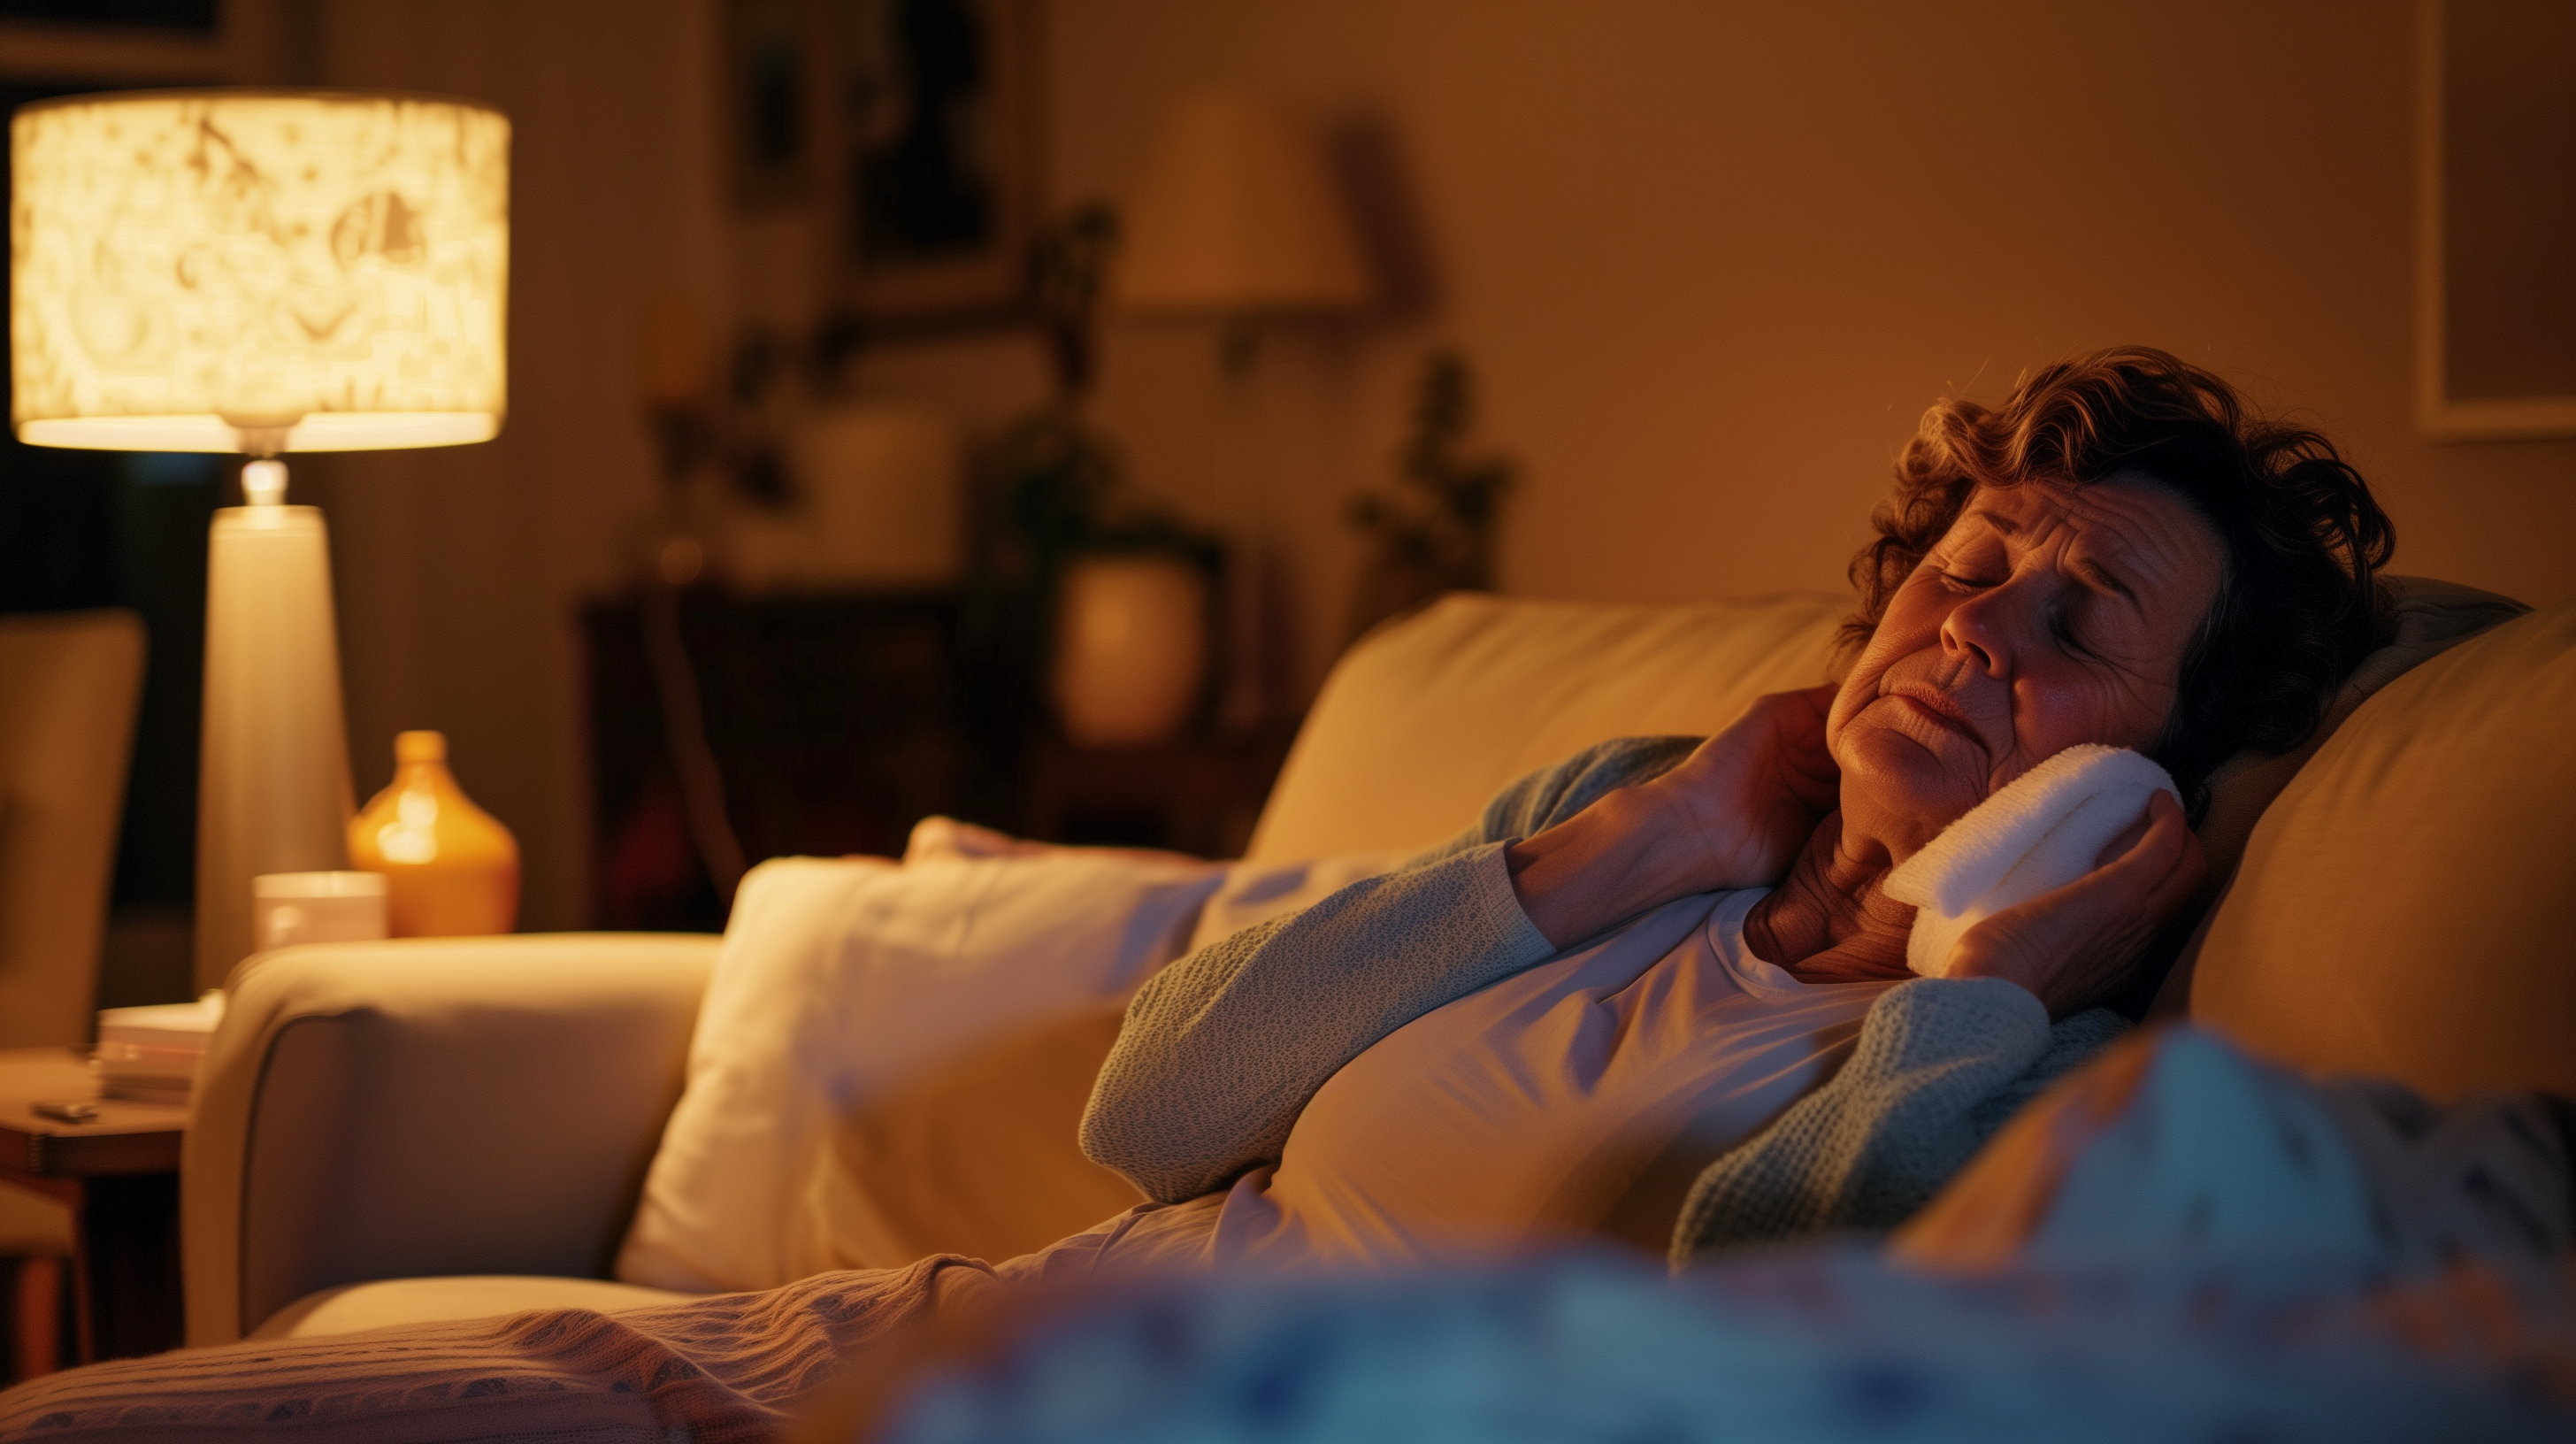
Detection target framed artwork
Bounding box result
[2415,0,2576,440]
[727,0,821,206]
[822,0,1039,322]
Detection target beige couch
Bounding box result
[180,587,2576,1347]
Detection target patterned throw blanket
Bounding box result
[0,1256,996,1443]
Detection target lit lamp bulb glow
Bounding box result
[11,89,510,456]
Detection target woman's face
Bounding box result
[1828,476,2227,862]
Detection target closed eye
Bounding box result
[2077,557,2141,610]
[2051,596,2109,663]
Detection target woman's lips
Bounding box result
[1892,690,1979,742]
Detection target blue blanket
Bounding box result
[879,1247,2576,1443]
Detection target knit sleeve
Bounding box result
[1668,977,2128,1270]
[1402,734,1703,869]
[1078,735,1702,1204]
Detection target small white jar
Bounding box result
[252,871,390,951]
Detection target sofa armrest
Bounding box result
[182,933,719,1345]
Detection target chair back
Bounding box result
[0,609,145,1047]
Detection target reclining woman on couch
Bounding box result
[0,347,2396,1440]
[1070,342,2390,1267]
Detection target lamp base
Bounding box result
[193,490,355,992]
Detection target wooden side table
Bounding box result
[0,1048,188,1371]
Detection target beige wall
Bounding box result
[301,0,728,930]
[312,0,2575,925]
[1049,0,2575,707]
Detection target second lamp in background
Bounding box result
[1116,89,1371,339]
[1116,89,1373,732]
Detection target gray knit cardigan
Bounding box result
[1077,737,2128,1270]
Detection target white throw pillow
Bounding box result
[616,849,1224,1294]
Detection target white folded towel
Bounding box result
[1882,743,2179,979]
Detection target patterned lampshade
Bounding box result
[10,88,510,455]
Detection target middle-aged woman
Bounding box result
[1069,342,2393,1267]
[0,346,2396,1442]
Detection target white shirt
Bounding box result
[1098,889,1895,1271]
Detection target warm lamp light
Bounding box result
[12,89,509,454]
[10,89,512,988]
[1115,91,1370,321]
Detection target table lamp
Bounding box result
[10,89,510,990]
[1115,90,1369,728]
[1116,90,1371,367]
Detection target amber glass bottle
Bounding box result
[348,730,521,936]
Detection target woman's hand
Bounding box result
[1508,685,1841,949]
[1945,789,2209,1018]
[1633,684,1843,891]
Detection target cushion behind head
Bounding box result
[2190,576,2530,884]
[2189,597,2576,1100]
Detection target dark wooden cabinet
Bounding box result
[584,591,1004,930]
[581,589,1293,931]
[1022,728,1295,860]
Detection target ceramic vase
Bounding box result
[1052,553,1211,748]
[348,730,521,935]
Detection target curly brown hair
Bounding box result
[1844,346,2395,810]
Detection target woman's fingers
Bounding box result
[2086,790,2195,894]
[2090,811,2151,869]
[2139,795,2210,915]
[1786,681,1841,718]
[1746,685,1836,757]
[1515,687,1854,944]
[2100,791,2204,910]
[1759,686,1843,810]
[1950,790,2209,1018]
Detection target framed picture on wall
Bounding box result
[728,0,822,206]
[823,0,1039,322]
[2416,0,2576,440]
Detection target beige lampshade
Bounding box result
[11,88,510,454]
[1116,91,1369,317]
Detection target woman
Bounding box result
[0,348,2394,1440]
[1071,343,2389,1264]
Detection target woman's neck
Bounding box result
[1743,810,1916,985]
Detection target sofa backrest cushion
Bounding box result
[2186,577,2530,888]
[2190,598,2576,1101]
[1246,592,1849,863]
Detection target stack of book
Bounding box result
[93,992,226,1104]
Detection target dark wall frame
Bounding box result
[2415,0,2576,441]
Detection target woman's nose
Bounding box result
[1940,581,2028,676]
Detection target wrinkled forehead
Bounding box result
[1940,475,2234,640]
[1951,475,2217,562]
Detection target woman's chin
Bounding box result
[1836,727,1983,856]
